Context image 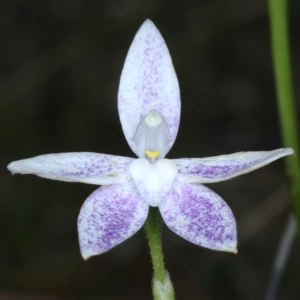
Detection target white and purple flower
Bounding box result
[8,20,294,260]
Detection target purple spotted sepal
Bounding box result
[174,148,294,184]
[160,181,237,253]
[78,181,148,260]
[118,19,181,158]
[7,153,134,185]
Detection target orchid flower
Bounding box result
[8,20,294,261]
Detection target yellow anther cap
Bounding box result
[145,150,161,159]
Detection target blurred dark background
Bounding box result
[1,0,300,299]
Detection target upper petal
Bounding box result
[118,19,181,156]
[159,180,237,253]
[78,182,149,259]
[7,152,133,185]
[174,148,294,183]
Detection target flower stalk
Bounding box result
[268,0,300,231]
[144,207,175,300]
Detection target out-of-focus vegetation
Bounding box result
[268,0,300,235]
[1,0,300,299]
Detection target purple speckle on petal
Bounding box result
[78,181,149,259]
[160,180,237,253]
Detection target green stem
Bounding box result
[144,207,175,300]
[268,0,300,230]
[144,207,166,283]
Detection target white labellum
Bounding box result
[129,158,177,206]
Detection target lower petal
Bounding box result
[78,181,149,259]
[159,181,237,253]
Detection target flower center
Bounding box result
[129,158,177,207]
[132,110,172,160]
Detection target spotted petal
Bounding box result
[7,153,133,185]
[174,148,294,184]
[78,181,148,259]
[160,181,237,253]
[118,19,181,156]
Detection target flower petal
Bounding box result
[129,158,177,207]
[174,148,294,184]
[78,181,149,259]
[160,181,237,253]
[7,152,134,185]
[118,19,181,156]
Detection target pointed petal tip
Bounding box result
[7,159,37,175]
[287,147,296,156]
[139,19,158,31]
[7,161,20,175]
[134,19,158,39]
[81,250,106,261]
[278,147,295,158]
[142,18,154,26]
[82,253,91,261]
[223,245,238,254]
[214,241,237,254]
[213,242,238,254]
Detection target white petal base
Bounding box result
[129,158,177,207]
